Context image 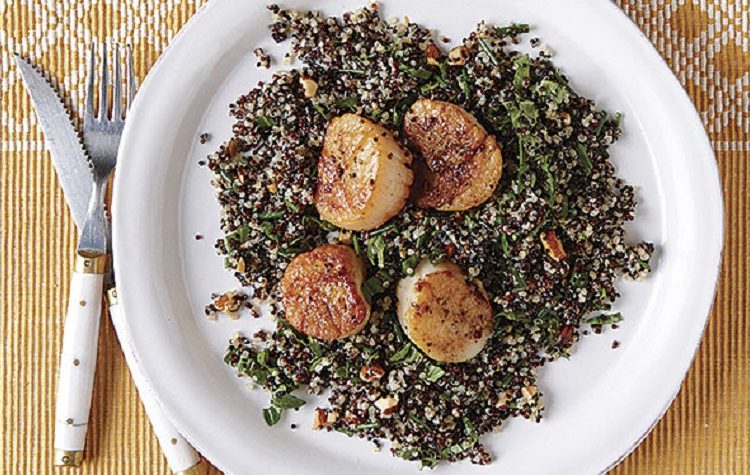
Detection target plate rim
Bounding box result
[112,0,724,473]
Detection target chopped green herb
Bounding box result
[366,235,387,268]
[419,458,440,470]
[518,100,538,121]
[409,414,431,430]
[463,417,479,445]
[614,111,623,127]
[395,448,417,460]
[459,68,471,97]
[516,136,529,183]
[585,312,624,326]
[477,37,499,65]
[595,111,608,137]
[575,144,593,175]
[539,155,556,205]
[307,336,323,357]
[389,343,421,364]
[510,267,527,288]
[402,254,420,275]
[353,422,380,431]
[425,365,446,382]
[335,96,359,111]
[284,199,301,213]
[398,63,433,80]
[495,23,530,37]
[392,93,419,127]
[253,116,277,128]
[362,273,386,304]
[226,224,250,243]
[262,406,281,426]
[311,102,331,120]
[420,81,441,94]
[336,68,366,75]
[272,393,306,410]
[352,234,361,255]
[513,55,531,88]
[499,311,526,321]
[369,223,396,236]
[256,349,268,367]
[259,221,279,242]
[438,61,449,83]
[258,211,285,220]
[500,233,510,256]
[534,79,569,105]
[636,257,651,272]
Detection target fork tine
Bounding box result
[126,44,135,111]
[112,45,122,120]
[85,42,96,123]
[98,42,109,119]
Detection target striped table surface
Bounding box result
[1,1,747,473]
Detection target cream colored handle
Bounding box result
[54,259,106,466]
[107,289,203,474]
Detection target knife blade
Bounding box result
[14,54,93,229]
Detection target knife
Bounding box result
[15,54,202,474]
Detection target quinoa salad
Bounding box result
[205,3,654,469]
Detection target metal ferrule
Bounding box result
[174,461,205,475]
[106,287,119,306]
[74,253,109,274]
[53,449,84,467]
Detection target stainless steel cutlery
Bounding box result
[15,46,202,474]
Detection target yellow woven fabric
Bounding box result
[1,1,747,473]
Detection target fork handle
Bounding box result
[53,254,107,467]
[107,288,203,474]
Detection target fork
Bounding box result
[54,42,134,467]
[78,42,130,256]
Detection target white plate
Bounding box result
[112,1,723,473]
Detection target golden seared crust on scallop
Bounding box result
[404,99,503,211]
[396,261,494,363]
[315,114,413,231]
[280,244,370,341]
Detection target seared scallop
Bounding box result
[315,114,413,231]
[404,99,503,211]
[396,260,494,363]
[280,244,370,341]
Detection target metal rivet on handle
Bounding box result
[73,359,80,366]
[170,438,177,445]
[66,418,73,425]
[79,300,87,307]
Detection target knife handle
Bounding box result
[54,254,107,467]
[107,288,203,474]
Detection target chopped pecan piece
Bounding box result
[227,138,241,159]
[312,408,328,430]
[448,46,468,66]
[374,395,399,415]
[521,385,538,401]
[540,230,567,261]
[359,364,385,382]
[300,75,319,98]
[425,42,441,66]
[212,290,248,319]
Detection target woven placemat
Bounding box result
[1,1,747,473]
